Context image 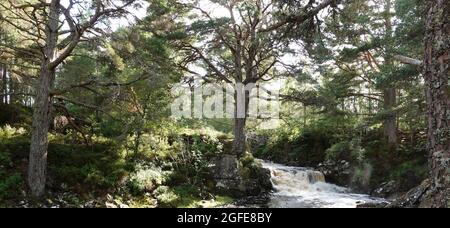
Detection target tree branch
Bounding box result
[393,55,422,66]
[261,0,339,33]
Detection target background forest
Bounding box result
[0,0,448,208]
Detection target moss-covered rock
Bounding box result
[209,153,272,197]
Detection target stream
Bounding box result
[260,161,385,208]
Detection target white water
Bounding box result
[262,161,385,208]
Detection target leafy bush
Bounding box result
[326,141,352,161]
[0,173,23,203]
[390,159,427,191]
[153,186,179,207]
[47,141,130,193]
[0,125,27,139]
[0,151,11,167]
[255,121,335,166]
[127,164,171,195]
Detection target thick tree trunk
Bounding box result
[28,0,60,197]
[232,86,250,156]
[28,66,56,196]
[233,118,247,156]
[383,88,398,145]
[382,0,398,146]
[422,0,450,208]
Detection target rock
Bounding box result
[371,181,400,198]
[83,201,96,208]
[387,179,430,208]
[210,154,242,194]
[209,154,272,197]
[246,132,269,153]
[119,204,130,208]
[240,164,272,196]
[398,171,422,192]
[317,160,351,187]
[105,202,118,208]
[356,201,389,208]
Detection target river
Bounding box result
[260,161,385,208]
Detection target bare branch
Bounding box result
[393,55,422,66]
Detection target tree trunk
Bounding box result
[28,0,60,197]
[232,87,250,156]
[383,0,398,146]
[422,0,450,208]
[383,88,398,145]
[233,117,247,156]
[1,65,6,104]
[8,70,14,105]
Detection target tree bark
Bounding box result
[233,117,247,156]
[28,0,60,197]
[8,70,14,105]
[383,88,398,145]
[1,65,6,104]
[382,0,398,146]
[422,0,450,208]
[232,87,250,156]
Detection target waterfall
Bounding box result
[261,161,385,208]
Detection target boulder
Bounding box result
[371,180,400,198]
[387,179,430,208]
[317,160,351,186]
[210,154,242,193]
[356,201,389,208]
[209,154,272,197]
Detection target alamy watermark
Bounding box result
[171,83,280,120]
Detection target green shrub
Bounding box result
[127,164,171,195]
[0,173,23,203]
[326,141,352,161]
[390,159,427,190]
[255,122,333,166]
[153,186,179,207]
[46,138,131,193]
[0,151,11,167]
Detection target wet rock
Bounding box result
[356,201,389,208]
[317,160,351,186]
[387,179,430,208]
[232,194,271,208]
[240,164,272,196]
[371,181,400,198]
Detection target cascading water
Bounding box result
[262,161,385,208]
